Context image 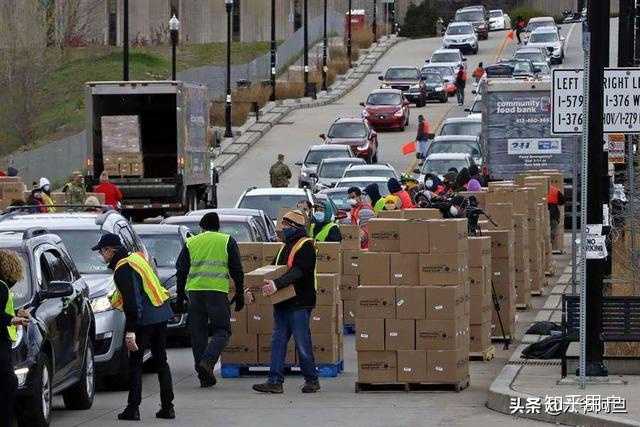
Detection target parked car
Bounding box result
[360,89,410,131]
[342,163,397,179]
[415,153,476,182]
[333,176,391,197]
[465,95,482,119]
[0,210,149,388]
[378,66,427,107]
[133,224,190,340]
[533,62,551,79]
[526,26,565,64]
[312,157,366,192]
[490,59,541,80]
[454,6,489,40]
[526,16,557,34]
[316,187,353,214]
[320,117,379,163]
[489,9,509,30]
[6,229,94,426]
[420,71,449,103]
[439,116,481,137]
[513,47,550,66]
[426,135,484,166]
[296,144,353,188]
[188,208,278,242]
[427,48,466,73]
[235,187,315,222]
[442,22,478,54]
[162,214,263,242]
[421,64,457,96]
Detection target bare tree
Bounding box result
[52,0,105,48]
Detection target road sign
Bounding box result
[552,68,640,134]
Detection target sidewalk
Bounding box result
[487,236,640,426]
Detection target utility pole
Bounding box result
[270,0,277,101]
[583,0,609,378]
[347,0,352,68]
[303,0,309,96]
[224,0,234,138]
[636,1,640,64]
[322,0,328,91]
[373,0,377,41]
[123,0,129,80]
[620,0,636,67]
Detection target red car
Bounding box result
[360,89,410,131]
[320,117,379,163]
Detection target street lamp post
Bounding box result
[169,15,180,81]
[322,0,328,91]
[303,0,309,97]
[270,0,277,101]
[224,0,233,138]
[372,0,377,41]
[123,0,129,80]
[347,0,352,68]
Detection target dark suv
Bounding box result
[0,210,149,388]
[320,118,379,163]
[378,66,427,107]
[3,228,94,426]
[454,6,489,40]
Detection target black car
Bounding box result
[133,224,191,340]
[420,71,449,103]
[4,228,94,426]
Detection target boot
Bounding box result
[117,406,140,421]
[197,359,217,387]
[301,380,320,394]
[156,406,176,419]
[252,382,284,394]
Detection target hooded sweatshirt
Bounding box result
[364,183,383,211]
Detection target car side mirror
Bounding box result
[295,161,302,166]
[319,133,326,140]
[40,281,73,300]
[464,108,471,112]
[413,168,421,174]
[424,59,430,63]
[359,102,365,107]
[462,57,467,61]
[378,76,384,81]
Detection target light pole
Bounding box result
[169,15,180,80]
[270,0,277,101]
[123,0,129,80]
[372,0,377,41]
[224,0,233,138]
[303,0,309,96]
[347,0,352,68]
[322,0,328,91]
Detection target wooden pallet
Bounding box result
[221,361,344,378]
[516,303,532,311]
[355,377,470,393]
[469,345,495,361]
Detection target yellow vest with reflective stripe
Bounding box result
[41,193,56,213]
[311,222,339,242]
[186,231,230,293]
[109,252,170,310]
[276,237,317,290]
[3,281,17,342]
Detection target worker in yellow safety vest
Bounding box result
[175,212,245,388]
[93,233,175,421]
[308,201,342,242]
[0,249,31,427]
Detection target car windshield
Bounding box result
[53,230,110,274]
[428,142,481,157]
[343,168,396,178]
[535,63,550,74]
[164,218,201,234]
[139,235,183,268]
[336,181,390,196]
[490,11,503,17]
[384,68,418,80]
[6,251,31,307]
[529,32,558,43]
[440,122,481,136]
[455,11,484,22]
[238,195,307,219]
[528,20,554,31]
[325,190,351,210]
[319,162,356,179]
[366,92,402,105]
[219,221,253,242]
[421,158,469,175]
[421,73,443,84]
[447,25,473,35]
[431,52,460,63]
[423,66,453,77]
[327,123,367,138]
[304,149,349,165]
[513,62,533,74]
[514,51,545,62]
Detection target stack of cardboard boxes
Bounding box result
[0,177,26,210]
[355,214,470,387]
[467,237,494,355]
[101,115,145,177]
[338,224,362,332]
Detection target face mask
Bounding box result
[449,206,459,217]
[282,227,301,243]
[425,179,434,189]
[348,198,358,207]
[42,185,50,192]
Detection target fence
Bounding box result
[513,0,620,17]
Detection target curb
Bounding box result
[212,35,402,174]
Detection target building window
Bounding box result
[232,0,241,41]
[108,0,117,46]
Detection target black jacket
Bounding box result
[273,236,316,310]
[175,235,244,298]
[0,281,12,344]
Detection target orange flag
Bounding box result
[507,30,515,40]
[402,140,417,155]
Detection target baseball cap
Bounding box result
[91,233,123,251]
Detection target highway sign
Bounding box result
[551,68,640,134]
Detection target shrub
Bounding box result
[508,6,547,27]
[399,1,439,38]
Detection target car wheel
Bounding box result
[62,340,95,410]
[17,353,52,427]
[440,94,448,103]
[416,98,426,108]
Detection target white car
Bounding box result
[333,176,391,197]
[526,26,565,64]
[489,9,510,30]
[526,16,557,33]
[296,144,353,188]
[235,187,314,223]
[341,163,397,179]
[513,47,550,66]
[416,153,476,182]
[442,22,478,54]
[428,48,466,72]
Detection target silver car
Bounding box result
[526,26,565,64]
[296,144,352,188]
[443,22,478,54]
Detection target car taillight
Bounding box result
[394,108,404,117]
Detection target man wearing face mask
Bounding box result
[38,177,57,212]
[347,187,372,225]
[251,210,319,394]
[445,196,466,219]
[309,201,342,242]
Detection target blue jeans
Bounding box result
[268,307,318,384]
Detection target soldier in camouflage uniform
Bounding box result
[63,171,87,205]
[269,154,292,188]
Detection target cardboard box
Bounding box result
[487,189,515,205]
[316,274,339,306]
[335,299,344,334]
[343,299,357,325]
[428,219,468,253]
[469,322,492,353]
[339,224,360,250]
[427,349,469,383]
[262,242,284,265]
[425,285,466,320]
[245,265,289,289]
[357,351,397,383]
[486,203,514,231]
[340,274,358,301]
[483,230,514,259]
[238,243,264,272]
[469,267,488,296]
[312,333,340,364]
[310,306,336,334]
[248,304,273,334]
[341,249,361,276]
[316,242,341,273]
[390,253,419,286]
[492,256,515,286]
[470,304,492,325]
[229,307,248,334]
[468,237,492,268]
[416,317,468,350]
[368,219,402,252]
[356,318,385,351]
[258,334,295,365]
[359,252,391,286]
[399,220,430,254]
[395,286,426,320]
[377,210,404,219]
[222,333,258,364]
[385,319,415,351]
[397,350,428,382]
[403,208,441,220]
[356,286,396,319]
[419,253,468,286]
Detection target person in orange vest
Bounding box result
[455,66,467,106]
[347,187,373,225]
[547,185,566,244]
[249,210,319,394]
[472,62,485,83]
[93,233,175,421]
[416,115,432,165]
